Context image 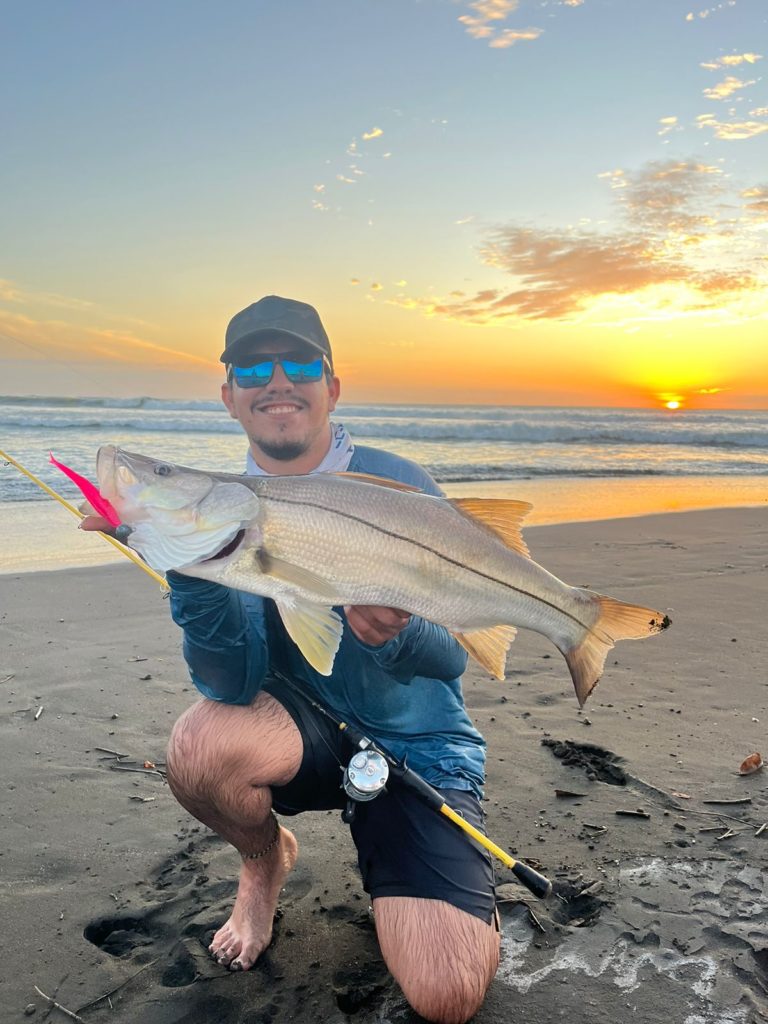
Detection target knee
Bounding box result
[400,968,492,1024]
[166,700,229,801]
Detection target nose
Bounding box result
[263,361,297,393]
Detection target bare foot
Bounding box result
[209,825,298,970]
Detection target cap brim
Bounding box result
[220,328,328,364]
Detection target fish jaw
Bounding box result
[95,446,263,572]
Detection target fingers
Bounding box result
[344,605,411,646]
[79,515,117,535]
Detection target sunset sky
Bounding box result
[1,0,767,408]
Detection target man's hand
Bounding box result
[344,605,411,647]
[79,515,117,536]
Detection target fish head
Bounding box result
[96,445,263,572]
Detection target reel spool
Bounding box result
[343,749,389,802]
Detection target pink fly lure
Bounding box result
[49,453,121,526]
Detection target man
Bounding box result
[86,296,500,1024]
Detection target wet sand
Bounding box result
[1,507,766,1023]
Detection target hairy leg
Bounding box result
[166,693,303,970]
[373,896,500,1024]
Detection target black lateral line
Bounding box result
[261,492,594,635]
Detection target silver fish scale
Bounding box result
[221,473,593,645]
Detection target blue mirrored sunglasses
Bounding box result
[230,353,329,388]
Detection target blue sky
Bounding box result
[1,0,766,406]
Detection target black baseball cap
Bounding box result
[220,295,333,369]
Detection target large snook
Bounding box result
[96,445,670,704]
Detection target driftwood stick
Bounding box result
[695,809,755,826]
[34,987,85,1022]
[75,958,158,1014]
[109,765,165,778]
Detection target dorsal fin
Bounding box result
[334,471,422,492]
[452,625,517,680]
[449,498,532,558]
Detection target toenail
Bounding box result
[231,961,243,972]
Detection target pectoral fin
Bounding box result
[259,552,341,603]
[452,625,517,680]
[275,598,344,676]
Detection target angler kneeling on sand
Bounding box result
[84,295,503,1024]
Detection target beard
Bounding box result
[255,436,311,461]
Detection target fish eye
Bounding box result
[154,464,173,476]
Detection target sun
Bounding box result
[656,391,685,411]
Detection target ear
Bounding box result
[221,381,238,420]
[327,374,341,413]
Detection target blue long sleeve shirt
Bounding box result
[168,445,486,797]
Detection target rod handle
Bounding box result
[511,860,552,900]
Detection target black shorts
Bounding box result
[263,678,496,924]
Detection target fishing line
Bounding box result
[0,330,121,396]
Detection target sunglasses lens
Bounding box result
[282,357,324,382]
[232,354,327,388]
[233,361,275,387]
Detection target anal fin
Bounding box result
[276,598,343,676]
[452,625,517,680]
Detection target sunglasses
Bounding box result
[229,352,330,388]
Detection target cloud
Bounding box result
[696,112,768,139]
[0,278,95,312]
[703,75,756,100]
[741,185,768,219]
[686,2,737,20]
[385,160,766,324]
[657,116,680,137]
[701,52,762,69]
[489,27,543,47]
[361,127,383,141]
[0,307,216,372]
[458,0,543,48]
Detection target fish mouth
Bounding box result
[201,528,246,562]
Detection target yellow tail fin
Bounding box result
[564,595,670,706]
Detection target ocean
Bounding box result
[1,396,766,573]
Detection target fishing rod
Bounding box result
[272,670,552,900]
[3,443,550,898]
[0,447,169,591]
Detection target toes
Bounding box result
[217,941,242,966]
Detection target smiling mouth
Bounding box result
[203,529,246,562]
[257,403,305,415]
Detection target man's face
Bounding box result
[221,336,340,466]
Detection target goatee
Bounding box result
[256,438,310,461]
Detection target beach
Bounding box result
[2,506,767,1024]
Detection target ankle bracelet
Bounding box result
[242,810,280,861]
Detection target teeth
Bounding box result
[263,405,301,414]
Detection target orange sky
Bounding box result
[1,2,767,409]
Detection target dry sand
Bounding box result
[1,507,766,1024]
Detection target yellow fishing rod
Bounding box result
[273,670,552,900]
[0,447,169,591]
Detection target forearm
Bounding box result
[168,572,268,704]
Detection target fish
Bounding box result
[95,445,671,704]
